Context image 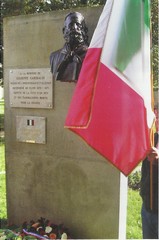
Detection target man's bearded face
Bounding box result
[63,13,87,46]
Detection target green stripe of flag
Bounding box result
[115,0,150,72]
[144,0,150,28]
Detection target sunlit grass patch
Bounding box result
[126,188,142,239]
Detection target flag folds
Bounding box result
[65,0,155,176]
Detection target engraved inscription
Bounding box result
[9,68,53,108]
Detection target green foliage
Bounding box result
[1,0,106,17]
[151,0,158,88]
[151,0,158,46]
[128,170,141,190]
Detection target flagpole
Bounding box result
[150,132,154,210]
[149,0,155,211]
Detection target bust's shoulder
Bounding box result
[50,48,63,59]
[50,45,67,59]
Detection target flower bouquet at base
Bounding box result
[0,217,71,240]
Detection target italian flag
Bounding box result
[65,0,155,176]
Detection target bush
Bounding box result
[128,170,141,190]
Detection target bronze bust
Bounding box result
[50,12,89,82]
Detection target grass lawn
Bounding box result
[0,143,7,220]
[126,188,142,239]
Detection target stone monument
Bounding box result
[3,7,127,239]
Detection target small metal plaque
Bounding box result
[16,116,46,144]
[9,68,53,109]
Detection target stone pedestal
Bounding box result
[3,7,127,239]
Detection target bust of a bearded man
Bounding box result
[50,12,89,82]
